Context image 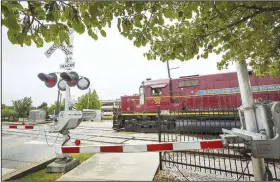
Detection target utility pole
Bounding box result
[166,61,171,79]
[235,60,266,181]
[166,61,179,103]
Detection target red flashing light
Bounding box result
[48,80,55,85]
[70,80,76,83]
[75,139,81,146]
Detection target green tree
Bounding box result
[48,102,64,115]
[12,97,33,118]
[2,2,280,77]
[37,102,48,109]
[2,107,16,118]
[37,102,49,118]
[75,89,101,110]
[2,104,7,109]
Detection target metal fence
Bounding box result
[158,107,280,181]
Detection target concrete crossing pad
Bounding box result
[56,153,159,181]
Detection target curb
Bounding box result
[2,156,56,181]
[153,160,161,181]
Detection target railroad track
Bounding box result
[1,128,158,145]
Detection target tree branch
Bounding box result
[238,4,280,12]
[213,11,261,34]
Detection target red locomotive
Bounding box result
[113,71,280,132]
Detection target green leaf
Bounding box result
[17,35,25,46]
[46,13,55,22]
[50,24,59,35]
[135,2,143,13]
[89,4,98,19]
[34,36,44,47]
[52,10,60,20]
[158,17,164,25]
[184,10,192,19]
[222,34,231,41]
[125,2,133,7]
[64,6,73,20]
[178,11,183,18]
[163,9,172,18]
[128,34,133,40]
[72,20,85,34]
[36,8,46,20]
[1,5,9,17]
[7,30,18,44]
[134,18,142,28]
[6,17,20,30]
[24,35,32,46]
[100,30,106,37]
[59,31,68,43]
[60,12,67,22]
[91,32,98,40]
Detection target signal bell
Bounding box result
[38,73,58,88]
[60,71,79,87]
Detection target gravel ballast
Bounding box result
[154,152,280,181]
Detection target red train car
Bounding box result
[121,71,279,113]
[113,71,280,132]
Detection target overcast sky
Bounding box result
[2,19,236,107]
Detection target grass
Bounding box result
[18,153,94,181]
[101,117,113,120]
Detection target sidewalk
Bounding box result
[56,152,159,181]
[56,140,160,181]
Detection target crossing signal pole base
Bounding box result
[46,129,80,173]
[45,157,80,173]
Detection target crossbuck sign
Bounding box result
[44,29,74,58]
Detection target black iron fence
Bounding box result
[158,107,280,181]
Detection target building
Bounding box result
[100,99,120,117]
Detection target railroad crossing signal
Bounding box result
[58,79,67,91]
[38,73,58,88]
[60,71,79,87]
[77,77,90,90]
[38,72,90,91]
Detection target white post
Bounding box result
[64,30,74,111]
[235,60,266,181]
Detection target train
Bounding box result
[113,71,280,133]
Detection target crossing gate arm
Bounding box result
[2,124,55,132]
[3,124,40,130]
[55,139,224,154]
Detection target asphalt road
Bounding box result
[2,132,58,176]
[1,121,159,177]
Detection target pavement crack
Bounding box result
[121,137,135,144]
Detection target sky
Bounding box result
[2,19,236,107]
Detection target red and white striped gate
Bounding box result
[55,139,224,154]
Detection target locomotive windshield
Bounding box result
[151,88,162,96]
